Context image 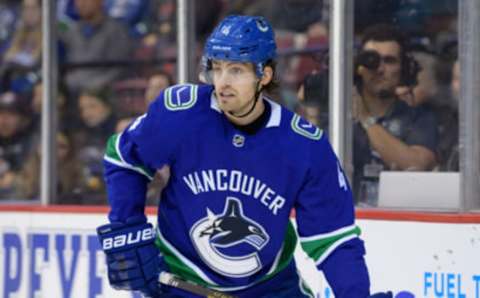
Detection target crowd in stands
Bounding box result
[0,0,460,207]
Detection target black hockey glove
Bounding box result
[97,216,161,298]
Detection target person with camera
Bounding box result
[352,24,438,206]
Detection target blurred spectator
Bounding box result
[397,51,439,108]
[2,0,42,68]
[294,21,329,87]
[134,0,176,70]
[296,71,329,130]
[60,0,133,93]
[0,91,37,171]
[145,69,174,103]
[0,0,42,95]
[435,59,459,171]
[72,88,116,204]
[137,0,223,73]
[352,24,438,206]
[31,80,73,133]
[16,132,87,203]
[0,157,18,199]
[0,91,37,199]
[354,0,457,41]
[238,0,325,33]
[450,60,460,102]
[397,51,459,171]
[111,78,149,117]
[145,0,223,42]
[75,88,116,148]
[0,0,21,61]
[105,0,149,37]
[412,51,439,103]
[420,0,458,49]
[146,0,176,43]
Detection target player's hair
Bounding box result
[262,59,279,94]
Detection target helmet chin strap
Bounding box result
[227,80,262,118]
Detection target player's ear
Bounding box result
[260,66,273,87]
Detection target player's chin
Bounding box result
[218,100,237,111]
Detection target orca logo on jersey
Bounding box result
[102,227,155,251]
[190,197,270,278]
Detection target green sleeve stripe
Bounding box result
[300,225,361,265]
[105,134,121,160]
[104,134,154,180]
[299,224,357,242]
[314,234,358,266]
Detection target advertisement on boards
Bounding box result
[0,211,479,297]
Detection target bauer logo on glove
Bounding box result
[101,226,155,251]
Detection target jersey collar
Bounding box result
[210,92,281,128]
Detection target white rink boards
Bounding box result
[0,209,479,298]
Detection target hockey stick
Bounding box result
[158,272,238,298]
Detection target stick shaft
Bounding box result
[158,272,237,298]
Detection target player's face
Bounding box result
[361,41,402,97]
[210,60,260,115]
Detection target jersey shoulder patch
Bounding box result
[290,114,323,140]
[163,84,199,111]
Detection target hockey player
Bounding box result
[97,15,378,297]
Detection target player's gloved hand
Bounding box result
[369,292,393,298]
[97,215,161,298]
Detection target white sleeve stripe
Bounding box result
[314,234,358,266]
[103,155,154,180]
[299,224,357,242]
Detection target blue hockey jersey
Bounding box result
[104,84,370,296]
